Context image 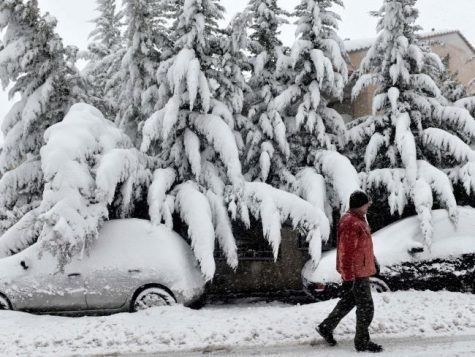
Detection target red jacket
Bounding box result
[336,209,376,281]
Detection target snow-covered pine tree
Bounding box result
[142,0,330,280]
[215,11,250,138]
[283,0,360,216]
[0,0,85,237]
[350,0,475,246]
[83,0,124,118]
[38,104,151,267]
[242,0,293,186]
[116,0,173,144]
[0,103,152,266]
[141,0,240,281]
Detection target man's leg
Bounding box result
[353,278,373,347]
[353,278,382,352]
[317,280,356,345]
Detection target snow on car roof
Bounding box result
[303,206,475,283]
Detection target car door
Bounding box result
[82,264,144,311]
[8,258,88,313]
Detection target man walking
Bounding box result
[316,190,383,353]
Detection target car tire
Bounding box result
[188,293,206,310]
[0,294,12,310]
[369,277,390,293]
[131,286,176,312]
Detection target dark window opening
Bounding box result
[215,219,275,261]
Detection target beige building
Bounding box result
[339,30,475,121]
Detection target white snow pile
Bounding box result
[0,291,473,356]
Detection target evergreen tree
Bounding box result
[141,0,329,280]
[0,0,85,237]
[350,0,475,246]
[243,0,292,186]
[281,0,359,215]
[215,11,250,129]
[38,104,147,267]
[84,0,125,118]
[141,0,241,280]
[116,0,172,143]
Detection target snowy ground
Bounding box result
[0,291,474,356]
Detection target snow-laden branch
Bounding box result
[410,74,441,97]
[447,162,475,195]
[363,168,408,216]
[0,209,41,258]
[243,181,330,266]
[206,190,238,269]
[193,114,243,186]
[417,161,458,223]
[423,128,475,163]
[270,85,301,113]
[0,160,43,210]
[395,113,417,186]
[412,178,433,246]
[454,96,475,114]
[315,151,360,212]
[365,132,386,171]
[432,106,475,140]
[148,168,176,228]
[352,74,381,101]
[175,182,216,281]
[96,148,151,212]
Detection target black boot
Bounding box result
[355,341,383,353]
[316,324,337,346]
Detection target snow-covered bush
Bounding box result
[0,0,85,236]
[350,0,475,245]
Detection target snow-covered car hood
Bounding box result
[303,206,475,284]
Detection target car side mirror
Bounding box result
[20,259,29,270]
[408,246,424,255]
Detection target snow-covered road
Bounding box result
[148,335,475,356]
[0,291,474,356]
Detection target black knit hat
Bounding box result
[349,190,371,209]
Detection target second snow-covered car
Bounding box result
[302,206,475,300]
[0,219,206,314]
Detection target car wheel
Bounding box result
[131,286,176,312]
[0,295,12,310]
[369,277,390,293]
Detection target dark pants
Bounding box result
[320,277,374,347]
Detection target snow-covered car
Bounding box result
[302,206,475,300]
[0,219,205,314]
